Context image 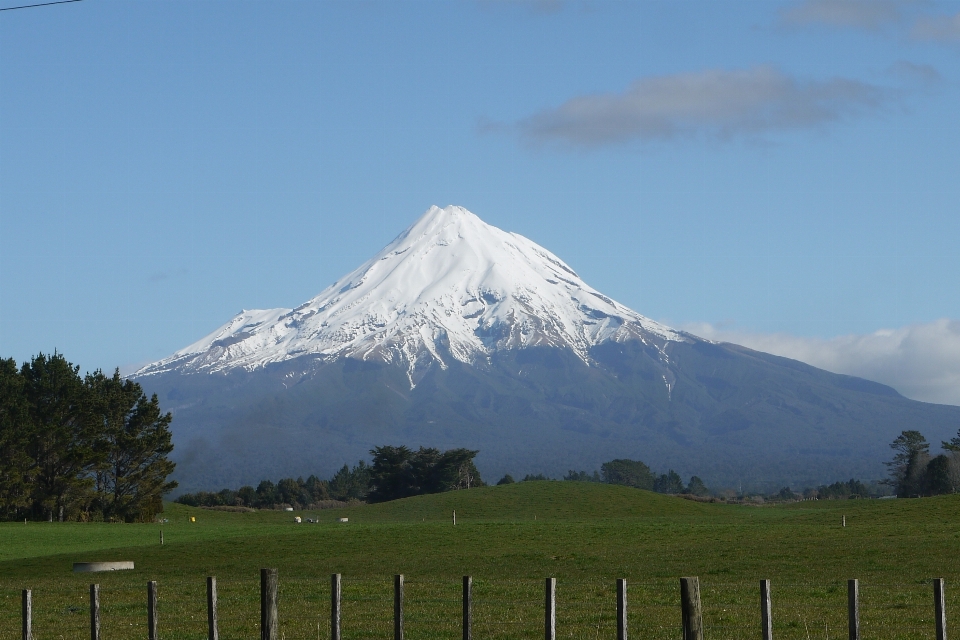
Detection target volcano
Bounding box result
[136,205,960,493]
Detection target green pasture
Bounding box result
[2,482,959,639]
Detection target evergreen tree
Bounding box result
[237,485,257,507]
[367,446,482,503]
[600,459,655,490]
[653,470,685,494]
[942,429,960,452]
[21,353,98,521]
[0,358,32,519]
[563,470,600,482]
[885,430,930,497]
[86,370,176,522]
[328,461,371,501]
[685,476,709,496]
[925,455,954,496]
[256,480,278,506]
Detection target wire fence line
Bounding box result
[2,575,955,639]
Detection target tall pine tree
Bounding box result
[21,353,98,521]
[0,358,32,519]
[86,370,176,522]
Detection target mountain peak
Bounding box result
[137,205,687,385]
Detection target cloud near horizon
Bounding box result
[514,66,889,147]
[681,319,960,407]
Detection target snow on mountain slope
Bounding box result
[137,206,688,386]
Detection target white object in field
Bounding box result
[294,516,302,523]
[284,507,294,512]
[73,561,135,573]
[338,517,349,523]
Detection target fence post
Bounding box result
[90,584,100,640]
[848,579,859,640]
[331,574,341,640]
[147,581,158,640]
[261,568,278,640]
[394,574,404,640]
[680,577,703,640]
[463,576,472,640]
[935,578,947,640]
[21,589,31,640]
[617,578,627,640]
[545,577,556,640]
[761,579,773,640]
[207,577,219,640]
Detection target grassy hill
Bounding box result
[2,482,958,638]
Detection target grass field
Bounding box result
[2,481,960,639]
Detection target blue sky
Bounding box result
[1,0,959,403]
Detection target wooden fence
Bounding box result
[17,572,950,640]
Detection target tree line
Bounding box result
[497,458,710,496]
[178,453,714,511]
[884,429,960,497]
[0,353,177,522]
[176,445,483,509]
[490,459,712,496]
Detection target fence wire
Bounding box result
[0,577,954,639]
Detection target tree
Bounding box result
[564,470,600,482]
[776,487,797,501]
[925,455,954,496]
[237,485,257,507]
[653,470,684,494]
[816,479,872,499]
[685,476,709,496]
[328,461,371,501]
[496,474,515,485]
[942,429,960,452]
[600,459,654,490]
[256,480,278,506]
[367,446,482,503]
[368,446,415,503]
[885,430,930,497]
[522,473,550,481]
[0,358,31,519]
[86,370,177,522]
[21,353,98,521]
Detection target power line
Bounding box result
[0,0,82,12]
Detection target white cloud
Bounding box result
[681,319,960,406]
[911,11,960,42]
[515,66,889,147]
[780,0,905,30]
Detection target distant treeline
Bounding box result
[176,445,483,509]
[495,459,711,497]
[179,456,713,510]
[179,428,960,512]
[0,353,177,522]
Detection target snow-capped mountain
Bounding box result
[133,205,960,494]
[138,205,687,386]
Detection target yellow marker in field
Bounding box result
[190,516,196,522]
